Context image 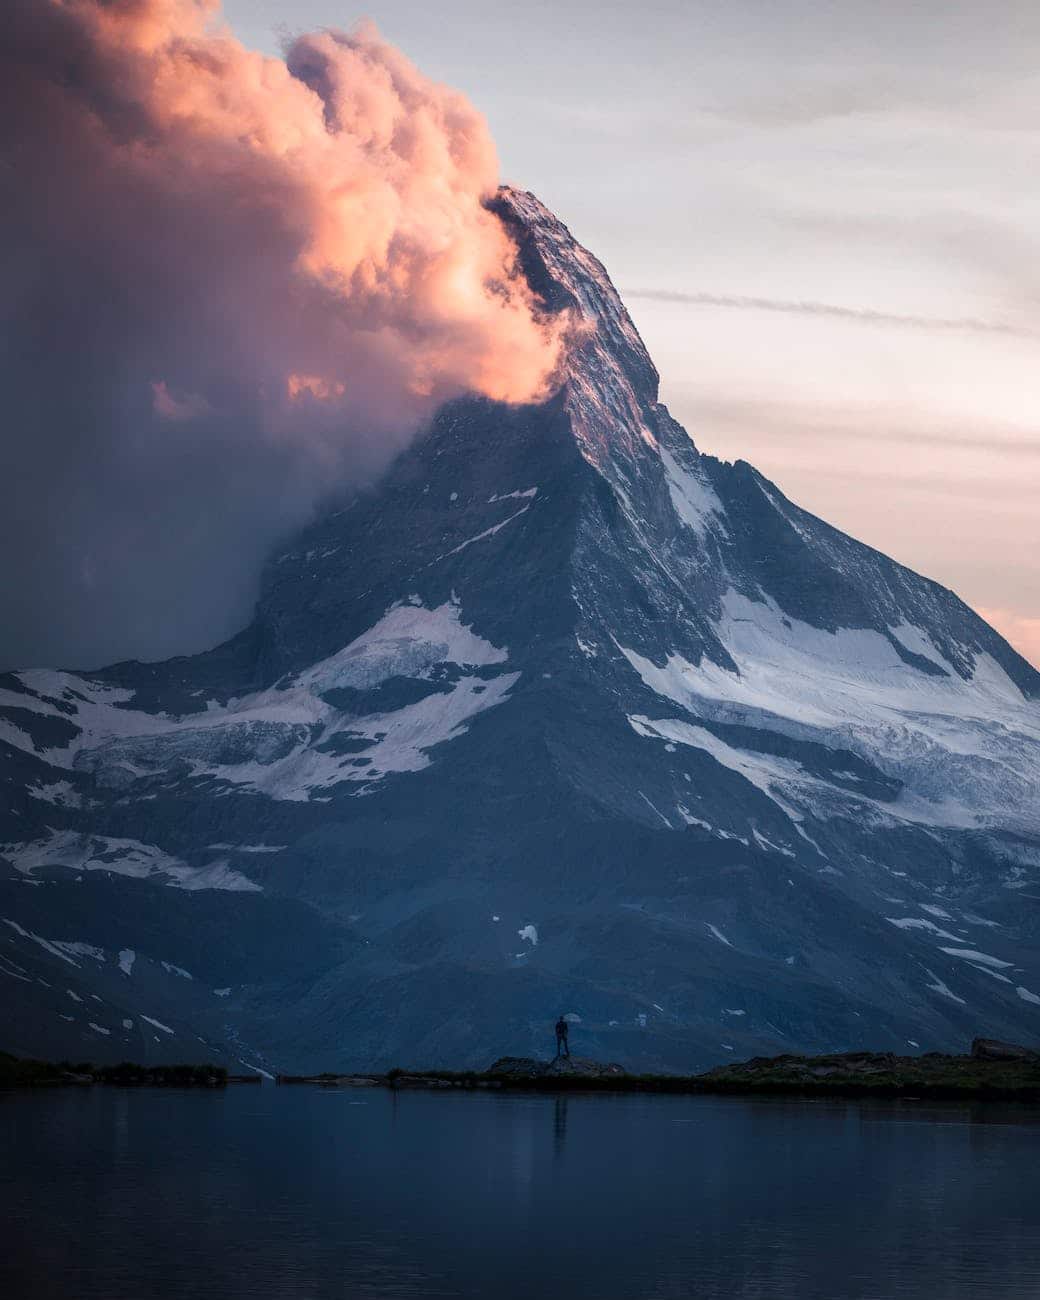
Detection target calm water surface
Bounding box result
[2,1085,1039,1299]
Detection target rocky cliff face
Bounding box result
[2,188,1038,1073]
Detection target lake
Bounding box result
[2,1085,1039,1298]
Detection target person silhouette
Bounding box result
[554,1014,570,1059]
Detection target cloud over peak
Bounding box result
[0,0,561,669]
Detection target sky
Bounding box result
[223,0,1039,668]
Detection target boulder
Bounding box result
[971,1038,1039,1063]
[486,1056,627,1080]
[544,1056,627,1079]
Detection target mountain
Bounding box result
[2,188,1038,1074]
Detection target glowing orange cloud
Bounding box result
[286,375,347,403]
[0,0,565,667]
[36,0,562,437]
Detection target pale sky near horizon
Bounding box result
[227,0,1039,667]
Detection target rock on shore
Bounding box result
[488,1056,626,1080]
[971,1038,1039,1063]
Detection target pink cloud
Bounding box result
[151,381,210,422]
[0,0,566,666]
[37,0,562,431]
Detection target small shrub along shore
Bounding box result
[0,1051,231,1088]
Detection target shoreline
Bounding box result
[274,1069,1040,1103]
[5,1042,1039,1101]
[277,1042,1040,1102]
[0,1053,257,1089]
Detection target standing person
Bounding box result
[554,1014,570,1059]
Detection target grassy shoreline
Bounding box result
[277,1047,1040,1102]
[0,1051,251,1088]
[6,1046,1039,1100]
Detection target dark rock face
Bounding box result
[1,187,1039,1075]
[971,1038,1040,1063]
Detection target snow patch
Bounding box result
[1,831,260,892]
[887,917,963,942]
[9,602,515,806]
[437,505,530,561]
[118,949,136,976]
[888,623,954,673]
[924,970,966,1004]
[705,923,732,948]
[3,918,82,967]
[575,634,598,658]
[658,445,726,539]
[753,830,795,858]
[239,1059,275,1080]
[76,601,517,803]
[53,941,106,963]
[675,806,712,831]
[638,790,673,829]
[939,948,1014,969]
[968,964,1014,984]
[295,600,506,694]
[621,589,1040,834]
[628,714,806,826]
[27,781,82,808]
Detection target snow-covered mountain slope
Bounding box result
[2,187,1038,1072]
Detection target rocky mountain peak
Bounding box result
[491,186,662,473]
